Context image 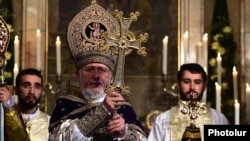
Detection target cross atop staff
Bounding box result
[99,10,148,96]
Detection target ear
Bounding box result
[109,73,114,83]
[11,86,19,105]
[13,94,19,105]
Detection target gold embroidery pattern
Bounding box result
[124,124,146,141]
[4,107,30,141]
[49,94,100,129]
[76,104,109,137]
[170,106,212,141]
[23,112,49,141]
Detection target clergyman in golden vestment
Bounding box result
[0,68,50,141]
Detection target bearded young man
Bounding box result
[147,63,230,141]
[0,68,50,141]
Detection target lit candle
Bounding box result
[56,36,61,75]
[201,67,207,103]
[216,53,222,85]
[234,100,240,125]
[162,36,168,75]
[246,83,250,122]
[215,82,221,112]
[202,33,208,68]
[232,66,238,101]
[13,63,19,86]
[183,31,189,64]
[196,42,202,65]
[14,35,19,66]
[36,29,41,70]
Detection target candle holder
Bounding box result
[45,74,62,94]
[40,73,63,113]
[162,73,178,97]
[145,73,178,130]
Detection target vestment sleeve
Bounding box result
[49,104,110,141]
[114,102,147,141]
[4,107,30,141]
[75,104,110,136]
[121,124,147,141]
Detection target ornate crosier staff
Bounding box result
[0,16,10,141]
[100,9,148,103]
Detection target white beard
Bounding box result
[81,87,106,101]
[78,68,112,101]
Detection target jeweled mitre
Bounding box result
[67,1,120,71]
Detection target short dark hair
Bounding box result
[177,63,207,82]
[15,68,43,87]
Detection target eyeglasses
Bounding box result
[20,82,42,90]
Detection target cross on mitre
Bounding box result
[100,10,148,96]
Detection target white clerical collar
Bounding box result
[21,107,40,121]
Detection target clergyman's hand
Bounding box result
[103,91,125,113]
[107,113,126,138]
[0,87,12,104]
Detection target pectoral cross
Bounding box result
[100,10,148,96]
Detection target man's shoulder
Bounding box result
[210,108,223,115]
[209,108,230,124]
[39,110,50,117]
[154,108,173,121]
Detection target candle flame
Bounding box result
[233,66,237,72]
[203,33,208,40]
[184,31,188,38]
[15,35,18,41]
[56,36,60,42]
[235,99,239,103]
